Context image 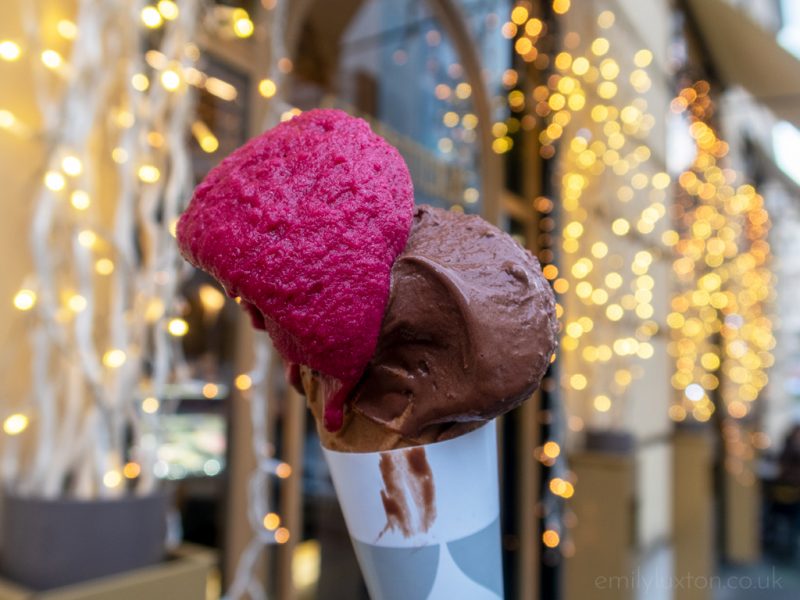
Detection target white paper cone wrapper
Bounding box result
[323,422,503,599]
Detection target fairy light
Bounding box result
[232,9,254,38]
[142,396,160,414]
[123,462,142,479]
[167,318,189,336]
[138,165,160,183]
[277,57,293,74]
[258,78,277,98]
[549,478,575,499]
[543,441,561,459]
[157,0,179,20]
[62,155,82,176]
[0,41,21,61]
[0,110,16,129]
[204,77,237,101]
[593,395,611,412]
[103,470,122,488]
[111,147,128,164]
[131,73,149,91]
[634,49,653,68]
[115,109,135,128]
[40,49,63,69]
[147,131,165,148]
[13,289,37,311]
[70,190,90,210]
[198,283,226,314]
[44,171,65,191]
[56,20,77,40]
[3,414,29,435]
[102,349,126,368]
[160,69,181,91]
[597,10,615,28]
[191,121,219,153]
[78,229,97,248]
[455,82,472,99]
[141,6,163,28]
[263,513,280,530]
[67,294,87,313]
[543,529,561,548]
[235,374,252,391]
[202,383,219,399]
[95,258,114,275]
[275,462,292,479]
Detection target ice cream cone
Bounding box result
[299,365,478,452]
[323,421,504,599]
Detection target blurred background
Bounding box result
[0,0,799,599]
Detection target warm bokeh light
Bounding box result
[142,396,160,414]
[70,190,90,210]
[0,40,21,61]
[102,349,127,368]
[138,165,160,183]
[123,462,141,479]
[157,0,179,20]
[44,171,66,191]
[3,413,29,435]
[275,527,290,544]
[235,374,252,391]
[103,470,122,488]
[141,6,163,28]
[543,441,561,459]
[543,529,561,548]
[95,258,115,275]
[263,512,280,531]
[41,50,63,69]
[61,155,82,176]
[258,78,277,98]
[232,9,254,38]
[13,289,37,311]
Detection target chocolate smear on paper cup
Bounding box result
[377,447,437,539]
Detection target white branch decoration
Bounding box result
[7,1,294,596]
[12,0,200,499]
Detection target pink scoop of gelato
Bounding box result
[177,109,415,430]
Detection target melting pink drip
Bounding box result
[284,361,303,394]
[283,362,356,432]
[317,374,357,432]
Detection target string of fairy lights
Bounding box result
[495,0,673,558]
[498,0,775,559]
[2,1,294,597]
[667,80,774,484]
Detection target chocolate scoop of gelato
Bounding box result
[304,204,558,448]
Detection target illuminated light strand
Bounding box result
[668,82,773,433]
[7,9,292,595]
[8,0,206,501]
[505,2,668,557]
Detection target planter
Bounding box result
[0,492,169,590]
[0,544,215,600]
